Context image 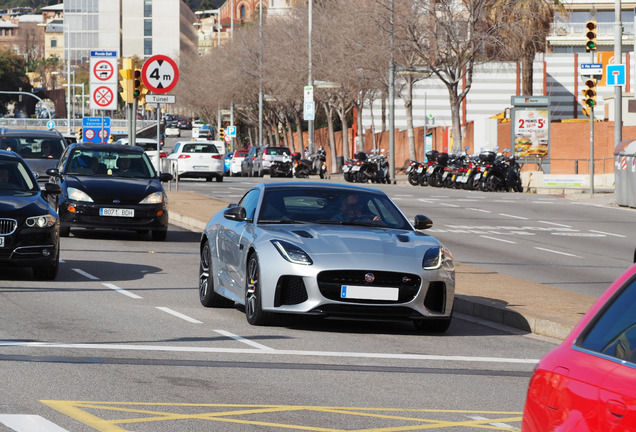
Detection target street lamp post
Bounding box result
[308,0,314,154]
[388,0,395,183]
[258,0,263,146]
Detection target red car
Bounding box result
[522,264,636,431]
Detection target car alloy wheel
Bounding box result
[244,253,275,325]
[199,241,233,308]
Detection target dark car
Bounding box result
[178,118,192,130]
[240,145,265,177]
[47,143,173,241]
[0,128,67,182]
[0,150,62,280]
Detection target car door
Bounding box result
[218,189,260,300]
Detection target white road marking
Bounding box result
[589,230,626,238]
[534,247,581,258]
[71,268,99,280]
[214,329,275,351]
[0,340,539,364]
[467,208,491,213]
[498,213,528,220]
[0,415,69,432]
[417,198,438,203]
[440,203,460,208]
[480,235,516,244]
[467,415,519,430]
[102,283,143,299]
[156,307,202,324]
[539,221,572,227]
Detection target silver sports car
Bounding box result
[198,182,455,332]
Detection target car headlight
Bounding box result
[422,246,443,270]
[140,192,164,204]
[26,214,58,228]
[271,240,313,265]
[68,187,93,202]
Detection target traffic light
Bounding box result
[119,64,134,104]
[582,78,597,108]
[585,21,597,51]
[133,68,147,100]
[219,128,225,141]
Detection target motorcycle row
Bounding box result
[342,151,391,184]
[405,150,523,192]
[270,148,328,179]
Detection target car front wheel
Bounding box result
[199,241,234,307]
[245,253,276,325]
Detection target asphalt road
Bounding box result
[0,212,558,431]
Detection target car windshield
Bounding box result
[0,136,65,160]
[66,149,155,179]
[258,189,411,229]
[0,160,37,192]
[182,143,218,154]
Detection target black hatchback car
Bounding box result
[47,143,173,241]
[0,150,62,280]
[0,128,67,182]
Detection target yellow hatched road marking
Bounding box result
[40,401,522,432]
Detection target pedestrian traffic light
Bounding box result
[119,66,134,104]
[582,78,597,108]
[219,128,225,141]
[133,68,147,100]
[585,21,597,51]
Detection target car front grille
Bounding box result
[0,218,17,235]
[317,270,421,304]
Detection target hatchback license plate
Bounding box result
[100,208,135,217]
[340,285,399,301]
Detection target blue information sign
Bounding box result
[606,64,626,86]
[82,117,111,143]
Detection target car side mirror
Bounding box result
[159,172,173,182]
[224,206,247,221]
[43,182,62,195]
[413,215,433,230]
[46,168,60,177]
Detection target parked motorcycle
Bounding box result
[292,151,327,178]
[270,155,293,177]
[478,151,523,192]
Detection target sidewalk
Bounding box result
[166,190,597,340]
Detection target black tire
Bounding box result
[245,253,276,326]
[33,251,59,281]
[151,230,167,241]
[216,175,224,182]
[199,240,234,307]
[206,176,213,182]
[59,226,70,237]
[408,172,420,186]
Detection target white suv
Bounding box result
[253,146,291,176]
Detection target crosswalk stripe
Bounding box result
[0,414,69,432]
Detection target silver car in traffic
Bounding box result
[198,182,455,332]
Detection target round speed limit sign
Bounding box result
[141,55,179,94]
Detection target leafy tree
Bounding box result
[0,49,32,116]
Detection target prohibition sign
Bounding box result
[84,129,95,140]
[93,86,114,108]
[141,55,179,94]
[93,60,114,81]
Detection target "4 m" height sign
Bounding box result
[141,55,179,94]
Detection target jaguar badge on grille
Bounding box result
[364,273,375,283]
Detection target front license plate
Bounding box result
[340,285,399,301]
[0,237,3,247]
[100,208,135,217]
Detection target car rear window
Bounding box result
[183,143,218,153]
[265,147,290,155]
[234,150,248,157]
[0,136,65,160]
[578,278,636,365]
[137,142,159,152]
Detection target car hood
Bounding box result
[65,176,163,204]
[0,191,54,218]
[261,224,440,257]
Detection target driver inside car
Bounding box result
[331,194,381,223]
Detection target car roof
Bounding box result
[0,149,22,161]
[69,142,145,154]
[257,181,386,196]
[0,128,65,139]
